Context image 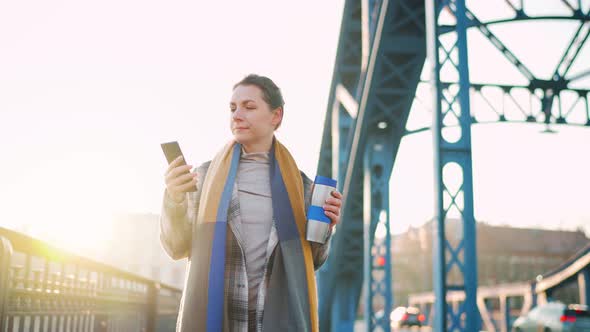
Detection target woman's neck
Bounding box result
[242,136,273,154]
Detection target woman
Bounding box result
[160,74,342,332]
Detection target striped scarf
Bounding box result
[188,138,318,332]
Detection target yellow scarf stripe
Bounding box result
[198,141,236,224]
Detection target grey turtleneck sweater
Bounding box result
[236,149,273,313]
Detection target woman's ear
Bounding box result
[272,107,283,128]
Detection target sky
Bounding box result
[0,0,589,254]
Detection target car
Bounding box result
[390,306,425,329]
[512,302,590,332]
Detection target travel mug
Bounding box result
[306,175,338,244]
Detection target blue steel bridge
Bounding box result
[2,0,590,331]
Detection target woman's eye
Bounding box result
[230,107,236,112]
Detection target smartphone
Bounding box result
[161,141,197,192]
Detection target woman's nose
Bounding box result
[232,108,245,120]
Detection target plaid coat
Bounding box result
[160,161,332,332]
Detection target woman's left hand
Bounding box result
[323,190,343,229]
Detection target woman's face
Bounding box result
[229,84,282,146]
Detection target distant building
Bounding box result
[101,213,186,289]
[391,220,589,306]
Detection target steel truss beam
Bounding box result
[440,0,590,123]
[363,133,395,331]
[427,0,479,330]
[406,83,590,134]
[321,0,589,331]
[317,1,365,330]
[317,0,425,331]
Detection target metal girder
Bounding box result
[421,1,590,328]
[426,0,479,331]
[442,3,590,84]
[317,0,362,182]
[458,6,537,82]
[321,0,590,330]
[316,1,364,330]
[410,0,590,134]
[470,83,590,126]
[443,15,590,30]
[552,18,590,81]
[337,0,425,329]
[338,0,425,287]
[536,247,590,294]
[363,133,395,332]
[440,0,590,31]
[405,82,590,136]
[329,278,363,332]
[317,0,425,331]
[440,0,590,125]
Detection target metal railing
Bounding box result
[0,227,182,332]
[408,243,590,332]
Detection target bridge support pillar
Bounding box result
[421,303,432,326]
[362,133,395,332]
[331,277,360,332]
[500,296,511,332]
[537,291,549,305]
[579,267,590,305]
[427,0,480,330]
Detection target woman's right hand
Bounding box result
[165,156,199,203]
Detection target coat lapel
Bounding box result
[227,179,245,250]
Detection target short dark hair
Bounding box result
[233,74,285,129]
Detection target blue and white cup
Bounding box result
[306,175,338,244]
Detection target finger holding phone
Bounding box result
[162,142,198,203]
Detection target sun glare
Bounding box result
[14,154,122,257]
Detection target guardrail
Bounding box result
[0,227,182,332]
[408,243,590,332]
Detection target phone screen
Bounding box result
[161,141,197,192]
[161,141,186,165]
